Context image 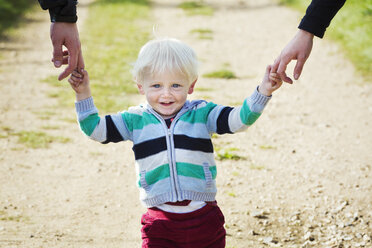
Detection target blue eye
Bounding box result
[152,84,160,88]
[172,84,181,88]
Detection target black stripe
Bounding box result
[102,115,124,144]
[216,106,233,134]
[174,135,213,153]
[132,136,167,160]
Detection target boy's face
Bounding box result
[137,71,196,119]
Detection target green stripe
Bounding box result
[79,113,100,136]
[139,164,170,187]
[122,111,160,132]
[240,100,261,125]
[176,162,217,180]
[179,102,217,124]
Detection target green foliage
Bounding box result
[42,0,151,112]
[215,147,246,161]
[190,28,213,39]
[42,75,75,108]
[203,69,237,79]
[249,164,265,170]
[81,0,151,112]
[280,0,372,80]
[13,131,70,149]
[0,0,35,36]
[178,1,214,16]
[227,192,236,197]
[195,86,213,92]
[259,145,276,150]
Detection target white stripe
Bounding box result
[90,117,107,142]
[228,106,248,133]
[132,123,166,144]
[175,149,215,166]
[174,122,211,139]
[136,150,169,172]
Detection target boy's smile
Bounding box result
[137,72,196,119]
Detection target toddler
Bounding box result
[69,38,282,247]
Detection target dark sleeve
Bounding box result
[38,0,78,23]
[298,0,346,38]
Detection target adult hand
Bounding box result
[271,29,314,84]
[50,22,84,81]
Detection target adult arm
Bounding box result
[299,0,346,38]
[38,0,84,80]
[38,0,77,23]
[272,0,346,83]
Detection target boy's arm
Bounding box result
[69,70,132,143]
[207,65,282,134]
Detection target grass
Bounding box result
[0,209,29,222]
[190,28,213,39]
[228,192,237,197]
[259,145,276,150]
[249,164,265,170]
[0,126,12,138]
[82,0,151,112]
[33,110,57,121]
[279,0,372,80]
[13,131,70,149]
[42,125,60,130]
[195,86,213,92]
[215,147,246,161]
[0,0,36,37]
[203,69,237,79]
[42,75,75,109]
[178,1,214,16]
[43,0,151,113]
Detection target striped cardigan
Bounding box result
[75,87,271,208]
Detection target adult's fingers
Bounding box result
[62,50,69,65]
[77,50,85,71]
[58,47,78,81]
[277,58,293,84]
[271,58,280,73]
[52,42,64,68]
[293,57,306,80]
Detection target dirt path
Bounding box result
[1,0,371,247]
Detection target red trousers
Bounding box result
[141,204,226,248]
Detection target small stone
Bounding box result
[304,231,315,241]
[0,226,4,231]
[342,235,353,241]
[252,210,269,219]
[332,201,348,214]
[363,234,371,242]
[263,237,273,244]
[30,234,34,238]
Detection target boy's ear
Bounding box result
[188,78,198,94]
[137,83,145,95]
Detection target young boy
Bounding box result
[69,38,282,247]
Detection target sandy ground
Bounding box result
[0,0,371,247]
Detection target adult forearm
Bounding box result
[298,0,346,38]
[38,0,78,23]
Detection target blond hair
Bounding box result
[132,38,198,84]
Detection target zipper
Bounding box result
[148,106,189,202]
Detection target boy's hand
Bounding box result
[68,69,91,101]
[258,65,283,96]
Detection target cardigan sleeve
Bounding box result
[206,87,271,134]
[38,0,78,23]
[75,97,132,143]
[298,0,346,38]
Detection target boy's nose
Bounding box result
[161,87,172,96]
